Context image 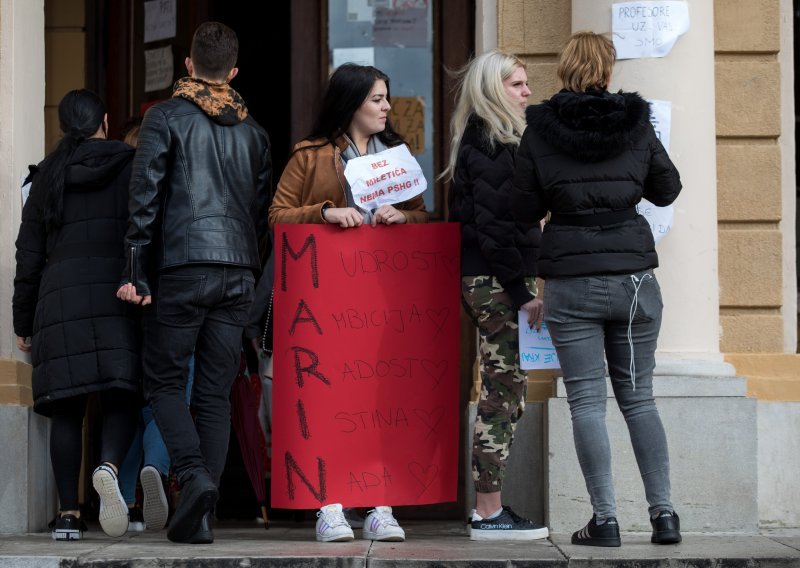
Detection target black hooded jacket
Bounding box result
[13,139,140,416]
[511,89,681,278]
[448,116,541,308]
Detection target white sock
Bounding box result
[474,507,504,521]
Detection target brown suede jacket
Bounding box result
[269,135,428,227]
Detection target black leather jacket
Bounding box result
[123,95,271,295]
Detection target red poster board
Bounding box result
[271,223,461,509]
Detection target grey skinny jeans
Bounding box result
[544,270,674,522]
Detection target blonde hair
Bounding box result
[557,31,616,92]
[441,50,528,181]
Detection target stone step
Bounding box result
[1,522,798,567]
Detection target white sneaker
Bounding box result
[92,464,129,538]
[316,503,355,542]
[140,465,169,531]
[363,506,405,542]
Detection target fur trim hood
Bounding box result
[525,89,651,162]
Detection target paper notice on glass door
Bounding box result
[612,1,689,59]
[144,0,176,43]
[145,46,174,92]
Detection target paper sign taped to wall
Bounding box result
[344,144,427,209]
[637,98,673,245]
[518,315,560,370]
[272,223,461,508]
[144,0,176,43]
[389,97,425,155]
[144,46,174,92]
[612,1,690,59]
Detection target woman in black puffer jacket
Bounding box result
[512,32,682,547]
[13,90,140,540]
[445,50,547,542]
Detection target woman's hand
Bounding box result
[16,336,32,353]
[521,297,544,330]
[324,207,364,228]
[372,204,407,226]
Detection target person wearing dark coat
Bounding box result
[512,31,682,548]
[13,89,141,541]
[445,50,547,542]
[116,22,272,545]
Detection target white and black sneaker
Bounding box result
[469,506,549,541]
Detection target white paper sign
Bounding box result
[144,0,176,44]
[347,0,375,22]
[144,46,174,93]
[636,199,672,244]
[612,1,690,60]
[518,315,561,370]
[636,98,673,244]
[344,145,427,209]
[648,99,671,152]
[332,47,375,68]
[21,176,31,207]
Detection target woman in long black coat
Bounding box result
[13,90,140,541]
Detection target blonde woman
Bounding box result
[445,50,547,541]
[512,31,682,547]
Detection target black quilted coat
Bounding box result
[13,139,141,416]
[448,116,541,309]
[512,89,682,278]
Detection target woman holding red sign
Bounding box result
[269,63,428,543]
[444,50,548,541]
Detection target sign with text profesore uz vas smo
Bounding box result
[612,1,690,60]
[272,223,461,508]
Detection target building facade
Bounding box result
[0,0,797,532]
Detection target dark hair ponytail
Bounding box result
[40,89,105,230]
[307,63,404,147]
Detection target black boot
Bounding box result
[167,468,218,544]
[571,515,621,547]
[651,511,681,544]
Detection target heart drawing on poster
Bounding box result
[421,359,447,388]
[408,462,439,497]
[426,308,449,337]
[414,406,444,439]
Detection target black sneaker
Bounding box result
[651,511,681,544]
[50,514,85,541]
[127,507,145,532]
[571,515,621,547]
[469,506,549,541]
[167,468,218,544]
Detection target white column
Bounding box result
[475,0,498,54]
[0,0,45,360]
[572,0,731,374]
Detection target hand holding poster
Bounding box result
[344,145,427,210]
[272,223,460,509]
[518,313,560,370]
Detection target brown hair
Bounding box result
[557,31,616,92]
[190,21,238,82]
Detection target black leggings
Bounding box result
[49,390,139,511]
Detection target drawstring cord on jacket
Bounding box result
[627,272,652,390]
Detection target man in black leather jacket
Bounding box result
[117,21,271,544]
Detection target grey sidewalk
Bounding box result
[1,522,799,567]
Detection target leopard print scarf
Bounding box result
[172,77,248,125]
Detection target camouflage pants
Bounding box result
[462,275,537,493]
